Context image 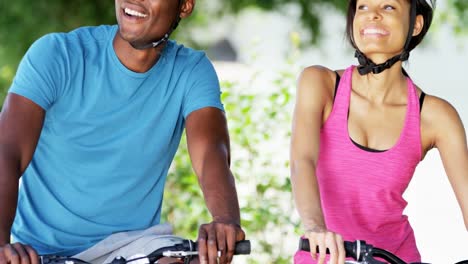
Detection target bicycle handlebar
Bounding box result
[148,239,251,259]
[298,238,406,264]
[229,240,251,255]
[40,239,251,264]
[182,239,251,255]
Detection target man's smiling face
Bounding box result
[115,0,181,48]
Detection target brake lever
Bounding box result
[40,256,91,264]
[162,251,198,257]
[361,253,387,264]
[162,250,221,264]
[162,251,221,258]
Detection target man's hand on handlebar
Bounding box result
[305,226,346,264]
[0,243,39,264]
[196,221,245,264]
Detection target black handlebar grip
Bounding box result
[193,240,251,255]
[298,238,330,254]
[298,237,310,251]
[299,238,353,258]
[234,240,251,255]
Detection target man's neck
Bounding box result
[112,33,166,73]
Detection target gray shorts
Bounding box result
[73,223,176,264]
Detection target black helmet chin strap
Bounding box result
[355,0,417,75]
[131,17,180,50]
[355,50,409,75]
[131,0,183,50]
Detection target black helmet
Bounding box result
[346,0,436,75]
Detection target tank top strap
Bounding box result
[400,76,422,159]
[332,65,355,118]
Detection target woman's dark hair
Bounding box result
[346,0,434,53]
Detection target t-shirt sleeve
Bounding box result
[8,34,67,110]
[182,54,224,119]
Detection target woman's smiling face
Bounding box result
[352,0,423,62]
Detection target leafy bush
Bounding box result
[162,38,303,263]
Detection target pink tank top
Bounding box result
[294,66,422,263]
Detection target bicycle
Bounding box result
[298,238,468,264]
[39,235,251,264]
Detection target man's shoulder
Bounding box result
[169,41,211,66]
[39,25,113,42]
[33,25,113,53]
[66,25,116,46]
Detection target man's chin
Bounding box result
[117,30,147,48]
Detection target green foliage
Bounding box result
[0,1,115,66]
[443,0,468,35]
[0,0,116,108]
[0,0,467,262]
[162,38,303,263]
[2,0,468,102]
[0,0,344,71]
[208,0,348,43]
[163,134,211,239]
[0,64,12,107]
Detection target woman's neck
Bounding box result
[353,62,408,104]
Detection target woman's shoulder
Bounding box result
[294,65,349,116]
[420,92,464,138]
[422,93,460,119]
[299,65,340,81]
[297,65,346,96]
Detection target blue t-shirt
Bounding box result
[9,25,224,256]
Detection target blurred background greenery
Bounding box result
[2,0,467,100]
[1,0,467,263]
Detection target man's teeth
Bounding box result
[124,8,147,18]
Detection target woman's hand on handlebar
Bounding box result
[0,243,39,264]
[305,226,345,264]
[197,221,245,264]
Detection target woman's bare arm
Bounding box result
[427,97,468,230]
[290,66,345,264]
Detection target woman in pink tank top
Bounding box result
[290,0,468,263]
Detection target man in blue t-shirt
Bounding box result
[0,0,245,263]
